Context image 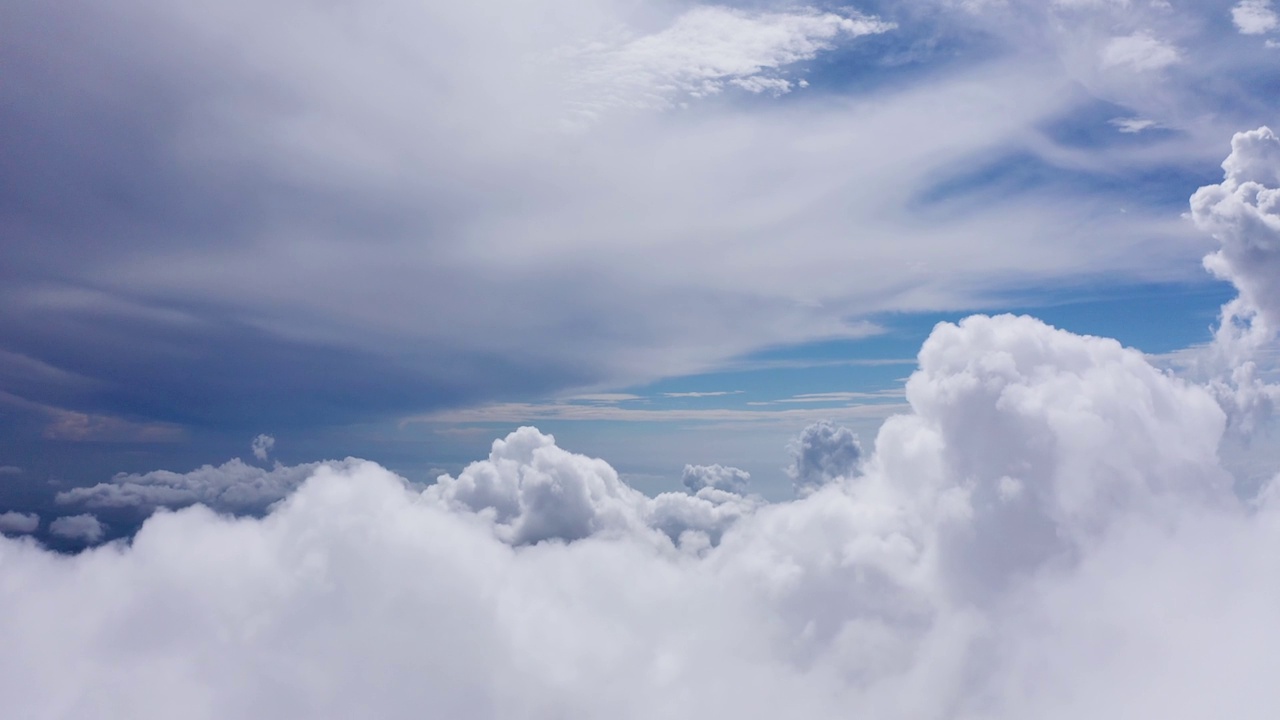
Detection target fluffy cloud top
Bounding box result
[0,511,38,535]
[423,428,758,549]
[47,514,105,543]
[681,463,751,494]
[1189,126,1280,429]
[3,308,1276,718]
[786,420,863,495]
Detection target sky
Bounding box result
[3,0,1280,716]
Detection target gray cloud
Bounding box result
[55,458,347,515]
[786,420,863,495]
[681,464,751,494]
[0,511,38,535]
[3,0,1269,450]
[47,514,105,543]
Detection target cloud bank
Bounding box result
[5,307,1277,718]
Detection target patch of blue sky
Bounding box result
[914,143,1220,213]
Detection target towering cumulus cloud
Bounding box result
[4,306,1278,718]
[1190,126,1280,429]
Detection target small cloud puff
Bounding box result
[251,434,275,462]
[682,463,751,494]
[0,511,38,535]
[48,514,105,543]
[1233,0,1279,35]
[787,420,862,495]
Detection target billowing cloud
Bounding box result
[47,514,105,543]
[251,434,275,462]
[3,308,1277,718]
[0,511,38,535]
[786,420,863,495]
[1189,126,1280,430]
[423,428,755,548]
[1234,0,1279,34]
[681,463,751,494]
[55,458,340,515]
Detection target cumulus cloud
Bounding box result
[786,420,863,495]
[4,308,1279,718]
[681,463,751,494]
[1234,0,1279,34]
[55,458,343,515]
[47,514,105,543]
[0,511,38,535]
[423,428,756,548]
[251,434,275,462]
[1189,126,1280,430]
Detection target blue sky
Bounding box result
[1,0,1277,516]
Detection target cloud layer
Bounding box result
[4,308,1277,718]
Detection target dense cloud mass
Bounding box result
[4,309,1279,718]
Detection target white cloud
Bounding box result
[251,434,275,462]
[0,511,38,535]
[55,458,349,514]
[562,6,895,121]
[786,420,863,495]
[1109,116,1160,133]
[1189,126,1280,431]
[48,514,105,543]
[4,307,1279,718]
[682,463,751,494]
[1233,0,1279,34]
[1100,31,1180,71]
[422,427,756,548]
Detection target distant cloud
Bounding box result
[1189,126,1280,431]
[662,391,742,398]
[1233,0,1279,34]
[561,394,644,403]
[0,512,38,535]
[0,466,22,476]
[251,434,275,462]
[786,420,863,495]
[1100,32,1180,71]
[408,401,906,425]
[424,427,757,547]
[56,458,347,515]
[682,464,751,494]
[1109,117,1160,133]
[48,514,105,543]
